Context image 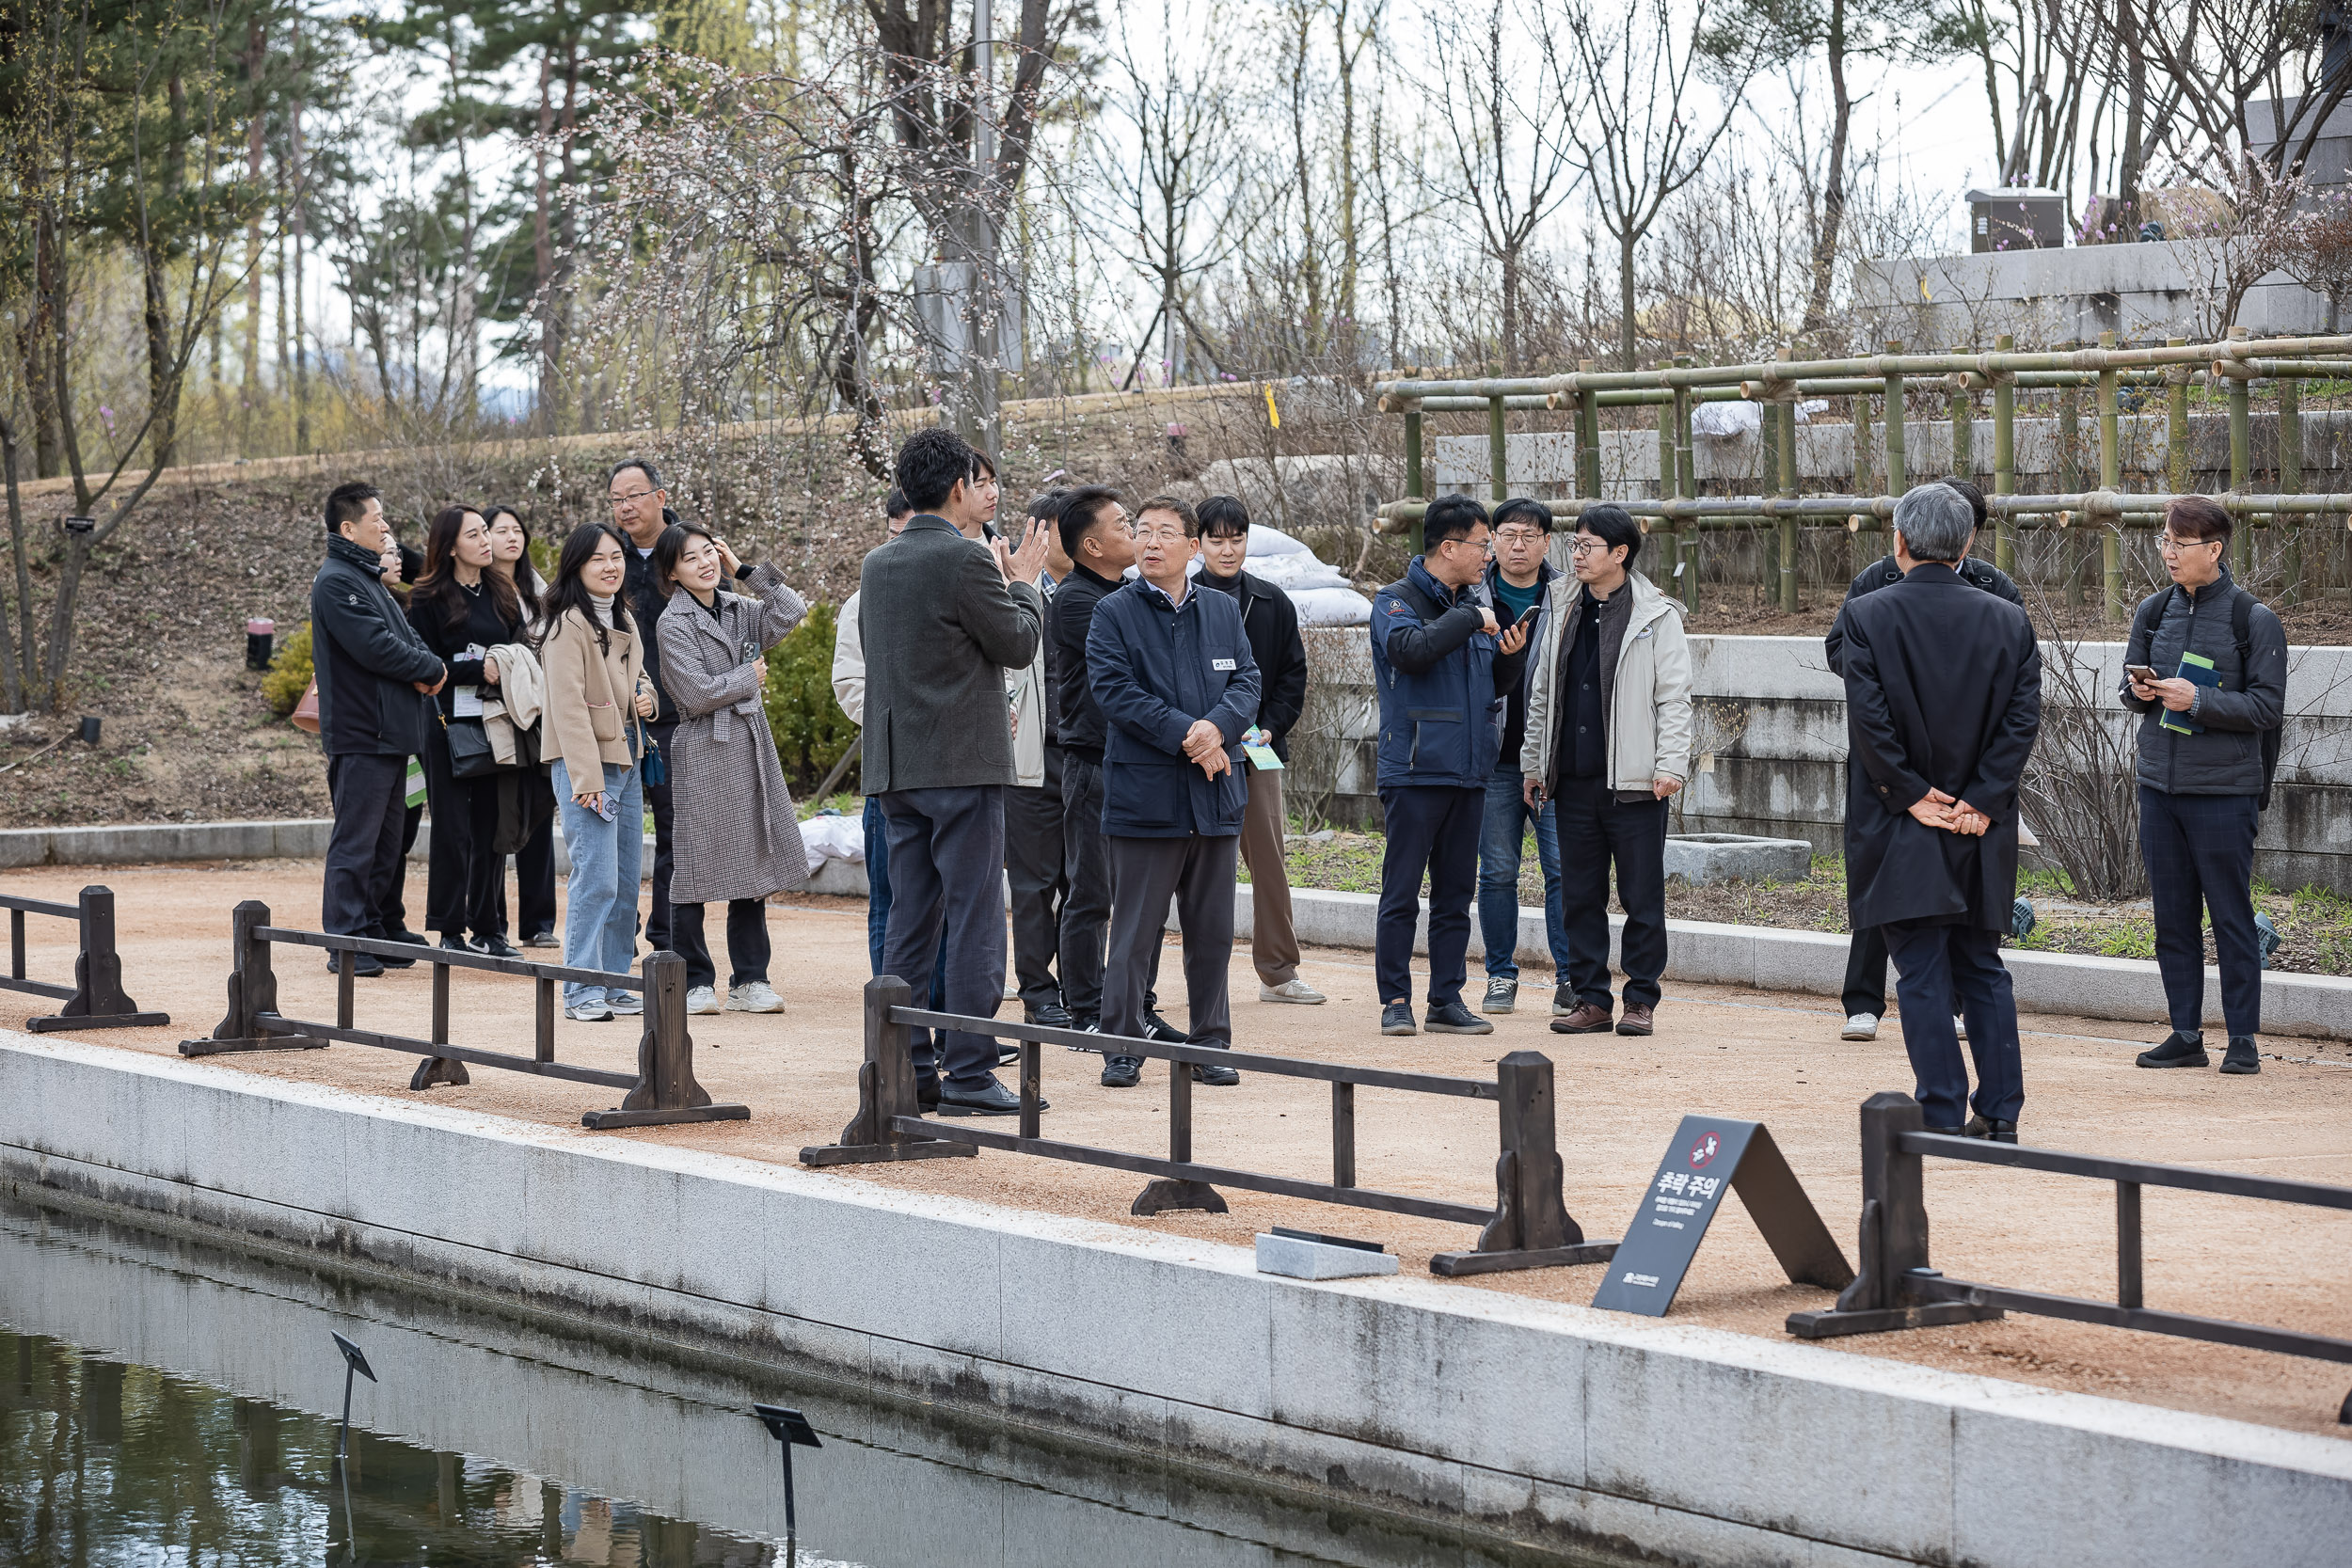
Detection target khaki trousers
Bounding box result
[1236,765,1301,986]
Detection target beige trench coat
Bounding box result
[656,562,811,904]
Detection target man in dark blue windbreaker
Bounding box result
[1368,495,1532,1037]
[1087,497,1262,1089]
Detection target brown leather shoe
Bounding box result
[1616,1004,1655,1036]
[1549,1002,1613,1034]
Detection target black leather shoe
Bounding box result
[386,928,430,949]
[366,932,417,969]
[1923,1123,1966,1136]
[938,1076,1039,1116]
[2135,1031,2209,1069]
[2219,1037,2262,1075]
[1425,1000,1494,1035]
[1964,1115,2019,1144]
[326,952,385,978]
[1026,1002,1075,1030]
[477,933,522,960]
[1141,1009,1187,1044]
[915,1073,941,1112]
[438,933,484,956]
[997,1041,1025,1066]
[1189,1043,1240,1086]
[1101,1054,1143,1088]
[1381,1003,1417,1037]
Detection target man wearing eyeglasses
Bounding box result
[1368,495,1533,1037]
[2122,495,2287,1078]
[1475,498,1565,1018]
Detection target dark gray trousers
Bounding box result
[1004,745,1067,1014]
[1058,754,1111,1021]
[324,752,409,940]
[880,784,1009,1089]
[1104,834,1237,1051]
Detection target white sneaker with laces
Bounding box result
[607,992,644,1016]
[686,985,721,1016]
[1840,1013,1880,1041]
[565,1001,613,1022]
[728,980,785,1013]
[1259,977,1327,1005]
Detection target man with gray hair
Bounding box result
[1828,483,2042,1140]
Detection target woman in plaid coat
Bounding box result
[654,519,811,1015]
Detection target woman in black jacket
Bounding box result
[486,503,559,949]
[406,505,527,957]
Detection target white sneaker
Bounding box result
[685,985,722,1016]
[1260,978,1327,1005]
[565,1001,613,1022]
[1840,1013,1880,1041]
[728,980,785,1013]
[608,992,644,1016]
[1954,1014,1967,1040]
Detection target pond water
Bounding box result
[0,1200,1584,1566]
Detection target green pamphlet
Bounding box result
[405,757,427,807]
[2160,651,2218,736]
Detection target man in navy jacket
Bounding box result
[310,482,447,975]
[1087,497,1261,1088]
[1368,496,1531,1037]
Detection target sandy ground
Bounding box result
[8,858,2351,1440]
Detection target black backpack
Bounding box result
[2130,584,2282,811]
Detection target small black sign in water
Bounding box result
[0,1202,1591,1566]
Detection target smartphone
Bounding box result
[1517,602,1543,625]
[2124,663,2160,686]
[593,792,618,824]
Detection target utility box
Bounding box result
[1966,187,2065,252]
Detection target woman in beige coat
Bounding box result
[537,523,658,1021]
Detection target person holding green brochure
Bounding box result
[2122,495,2289,1077]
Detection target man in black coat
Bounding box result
[1194,495,1320,1005]
[1824,476,2024,1044]
[1832,483,2042,1139]
[310,482,448,975]
[861,429,1050,1115]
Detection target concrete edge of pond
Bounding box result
[4,1032,2345,1568]
[6,818,2346,1037]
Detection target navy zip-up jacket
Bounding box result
[310,532,446,756]
[1369,556,1529,790]
[1086,577,1261,837]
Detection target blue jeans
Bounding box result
[1478,766,1565,980]
[865,794,947,1005]
[553,756,644,1009]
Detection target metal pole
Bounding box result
[2058,372,2083,606]
[1403,404,1424,557]
[2280,374,2303,605]
[2099,330,2123,621]
[2228,329,2252,581]
[1487,393,1508,504]
[1949,342,1974,482]
[1674,356,1697,611]
[1992,334,2014,576]
[1777,399,1800,612]
[1883,340,1906,495]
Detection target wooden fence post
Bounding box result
[1403,403,1425,556]
[2098,331,2124,621]
[181,900,322,1055]
[1487,393,1508,504]
[24,885,167,1031]
[1882,340,1906,495]
[1992,334,2015,578]
[2228,326,2252,581]
[2280,374,2303,605]
[1578,361,1601,499]
[2058,368,2084,606]
[582,951,750,1127]
[798,976,973,1163]
[1948,341,1973,480]
[1777,398,1800,612]
[1430,1051,1616,1275]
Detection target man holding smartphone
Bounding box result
[1475,499,1565,1016]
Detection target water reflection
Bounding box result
[0,1203,1579,1566]
[3,1327,781,1565]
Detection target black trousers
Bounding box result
[421,728,502,939]
[1104,834,1237,1049]
[1842,926,1890,1018]
[2139,785,2264,1038]
[1375,785,1484,1007]
[1058,754,1112,1022]
[1553,773,1669,1010]
[382,800,423,938]
[497,811,559,941]
[880,784,1009,1089]
[1005,746,1068,1013]
[324,752,409,941]
[672,899,771,988]
[1883,919,2024,1129]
